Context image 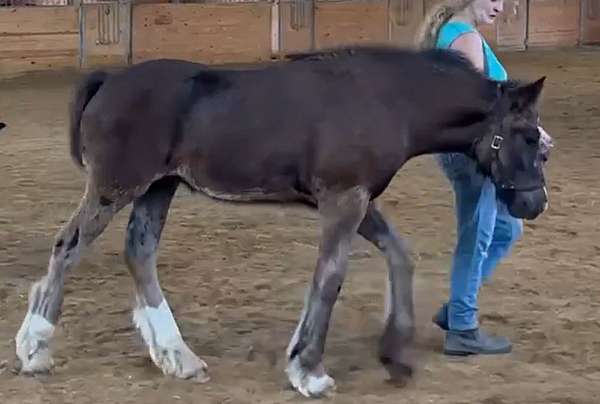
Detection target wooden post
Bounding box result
[580,0,600,45]
[78,0,132,69]
[271,0,280,55]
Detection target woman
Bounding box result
[414,0,553,356]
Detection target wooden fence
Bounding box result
[1,0,599,76]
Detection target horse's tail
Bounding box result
[69,70,108,169]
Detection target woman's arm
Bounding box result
[449,32,485,72]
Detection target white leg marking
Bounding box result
[16,311,55,373]
[285,356,336,398]
[286,309,304,360]
[285,290,336,398]
[286,290,309,360]
[133,299,209,382]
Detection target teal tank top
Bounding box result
[436,21,508,81]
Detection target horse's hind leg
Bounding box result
[286,185,369,397]
[124,176,208,382]
[357,202,415,384]
[16,183,131,374]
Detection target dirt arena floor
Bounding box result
[1,48,599,404]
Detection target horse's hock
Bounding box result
[1,0,600,76]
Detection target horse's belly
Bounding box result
[175,164,304,203]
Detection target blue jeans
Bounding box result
[436,153,523,331]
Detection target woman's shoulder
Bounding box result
[440,20,478,36]
[436,20,479,48]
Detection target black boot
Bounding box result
[444,328,512,356]
[432,304,512,356]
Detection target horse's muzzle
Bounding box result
[499,186,548,220]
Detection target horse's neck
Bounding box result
[391,74,497,159]
[407,119,489,159]
[405,89,497,158]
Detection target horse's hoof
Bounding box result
[381,359,413,387]
[150,341,209,383]
[285,356,336,398]
[379,352,415,387]
[16,343,54,375]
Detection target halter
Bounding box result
[466,81,547,193]
[477,134,546,193]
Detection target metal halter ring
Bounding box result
[491,135,504,150]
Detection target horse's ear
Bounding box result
[509,76,546,112]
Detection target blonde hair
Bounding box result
[414,0,475,49]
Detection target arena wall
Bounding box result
[313,0,388,49]
[277,0,313,54]
[131,2,272,64]
[527,0,581,47]
[0,0,598,77]
[581,0,600,44]
[388,0,424,47]
[0,5,78,76]
[80,2,131,68]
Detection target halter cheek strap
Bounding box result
[485,134,546,192]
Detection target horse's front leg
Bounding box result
[358,202,416,384]
[285,186,370,398]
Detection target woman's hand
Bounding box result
[538,125,554,162]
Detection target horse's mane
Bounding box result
[283,45,527,107]
[284,46,386,61]
[284,45,482,76]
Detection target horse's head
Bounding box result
[474,77,548,220]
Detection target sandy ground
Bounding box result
[1,48,599,404]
